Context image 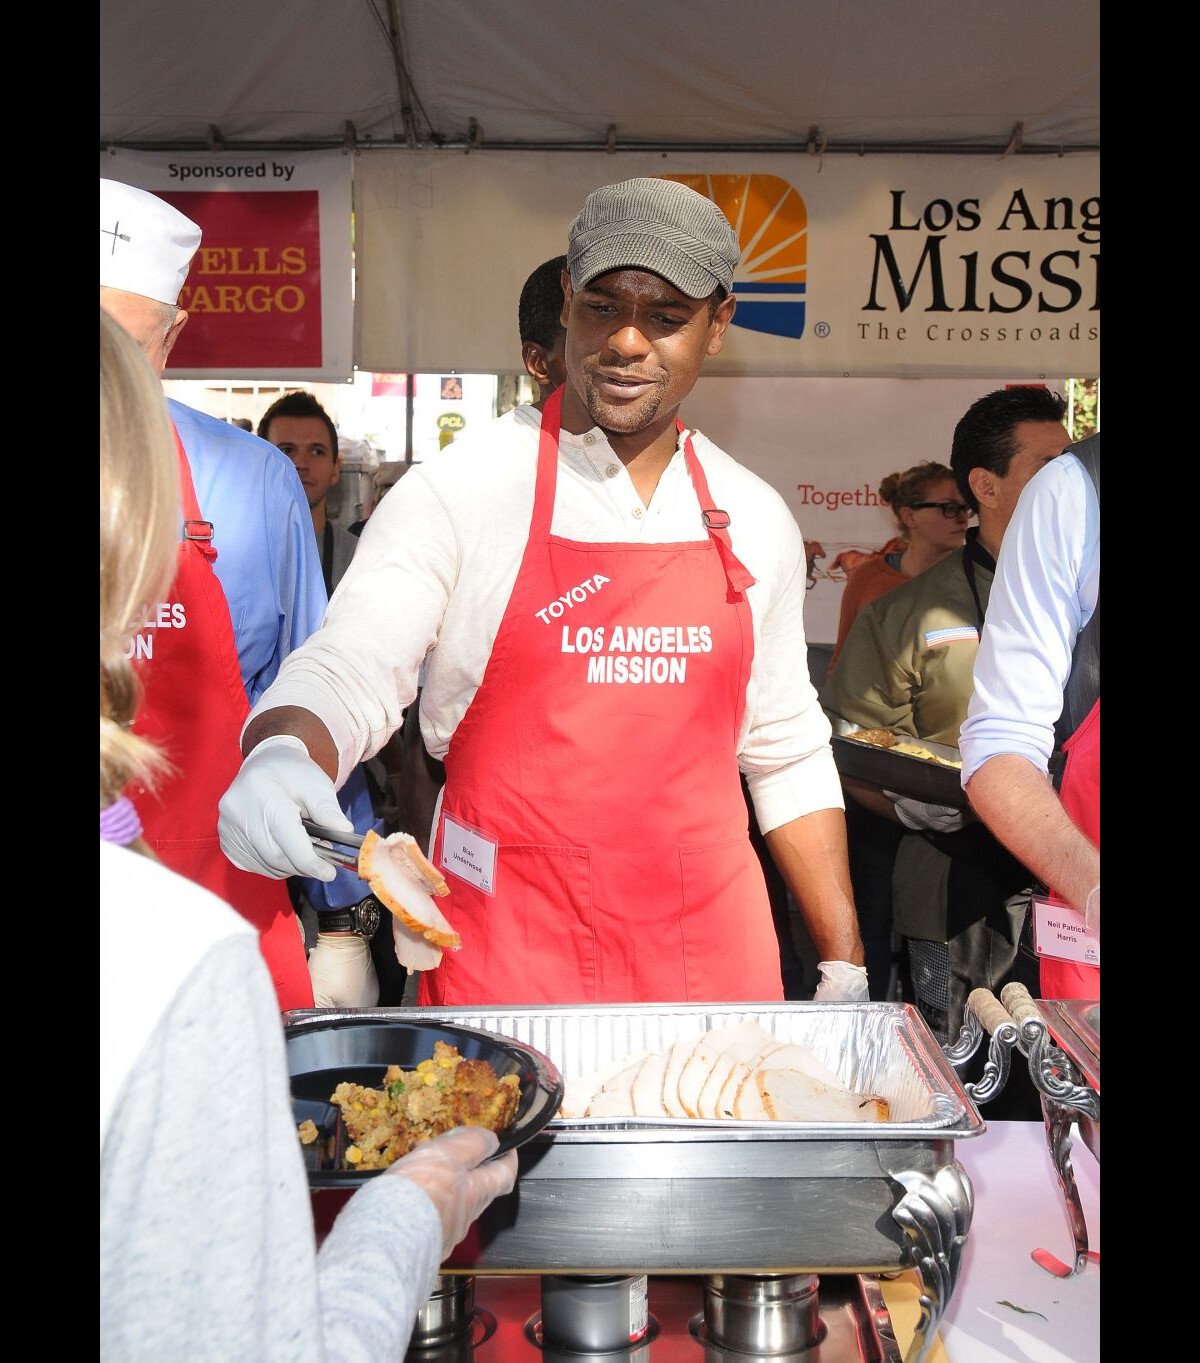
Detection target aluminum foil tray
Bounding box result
[414,1001,977,1139]
[287,1002,983,1273]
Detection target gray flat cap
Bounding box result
[567,177,740,299]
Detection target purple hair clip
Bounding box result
[100,796,143,847]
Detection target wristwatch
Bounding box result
[317,894,382,938]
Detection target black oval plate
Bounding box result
[286,1017,564,1188]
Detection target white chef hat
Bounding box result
[100,178,202,306]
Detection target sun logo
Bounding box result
[661,174,808,340]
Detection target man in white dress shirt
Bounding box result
[217,177,867,1006]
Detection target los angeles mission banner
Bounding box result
[100,148,352,380]
[356,150,1098,378]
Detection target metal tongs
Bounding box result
[302,817,365,874]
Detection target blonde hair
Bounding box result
[99,309,181,810]
[876,460,957,537]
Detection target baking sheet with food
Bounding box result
[829,717,968,809]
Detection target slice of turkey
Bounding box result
[359,829,460,952]
[733,1043,861,1119]
[585,1054,653,1117]
[660,1039,697,1117]
[390,916,444,971]
[754,1067,889,1123]
[559,1052,648,1118]
[751,1042,846,1089]
[676,1028,736,1118]
[692,1022,780,1118]
[731,1065,773,1120]
[629,1050,671,1116]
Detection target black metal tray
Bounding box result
[287,1017,564,1187]
[830,720,967,809]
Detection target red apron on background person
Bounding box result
[129,429,313,1011]
[420,387,784,1006]
[1041,697,1100,1002]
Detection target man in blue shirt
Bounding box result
[101,176,383,1007]
[166,397,327,706]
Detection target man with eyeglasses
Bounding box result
[821,387,1070,1059]
[909,498,971,517]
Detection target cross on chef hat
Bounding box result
[100,178,202,306]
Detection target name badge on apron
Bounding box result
[1031,894,1100,967]
[440,812,498,895]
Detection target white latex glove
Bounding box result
[309,932,380,1008]
[813,960,870,1002]
[886,792,968,833]
[1084,884,1100,936]
[386,1126,519,1261]
[218,734,352,881]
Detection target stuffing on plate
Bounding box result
[326,1040,521,1169]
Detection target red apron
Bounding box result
[1040,697,1100,1001]
[420,388,784,1005]
[130,428,313,1011]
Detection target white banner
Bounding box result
[100,148,353,380]
[356,150,1099,379]
[682,375,1067,644]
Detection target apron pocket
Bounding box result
[677,837,781,1001]
[454,844,596,1004]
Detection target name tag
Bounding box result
[1031,895,1100,967]
[440,813,498,896]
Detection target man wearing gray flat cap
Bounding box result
[219,175,868,1007]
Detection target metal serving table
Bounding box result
[288,1002,984,1363]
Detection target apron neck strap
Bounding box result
[532,386,565,538]
[535,395,755,601]
[676,419,756,599]
[173,424,218,561]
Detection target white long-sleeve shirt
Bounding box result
[100,841,443,1362]
[250,405,842,834]
[959,451,1100,783]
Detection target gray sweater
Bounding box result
[100,841,443,1361]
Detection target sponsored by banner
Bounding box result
[356,150,1098,379]
[100,148,352,380]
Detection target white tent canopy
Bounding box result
[100,0,1099,155]
[102,3,1099,643]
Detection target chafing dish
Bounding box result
[287,1000,980,1361]
[1035,999,1099,1096]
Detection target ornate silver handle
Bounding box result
[954,988,1020,1106]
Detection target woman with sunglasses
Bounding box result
[829,462,970,671]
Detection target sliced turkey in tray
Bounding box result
[558,1021,890,1124]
